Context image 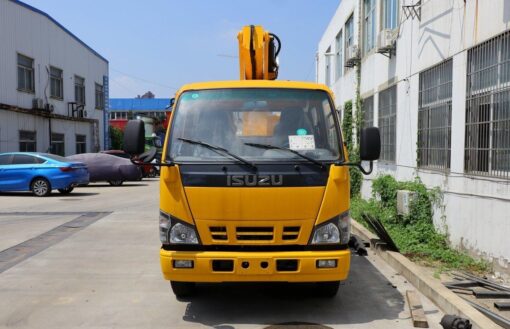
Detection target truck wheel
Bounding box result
[108,180,124,186]
[170,281,195,298]
[315,281,340,297]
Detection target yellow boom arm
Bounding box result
[237,25,280,80]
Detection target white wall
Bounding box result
[318,0,510,274]
[0,0,108,153]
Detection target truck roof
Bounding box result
[177,80,331,95]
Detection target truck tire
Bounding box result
[315,281,340,297]
[170,281,195,298]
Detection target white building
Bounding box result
[0,0,109,156]
[318,0,510,274]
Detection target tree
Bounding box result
[136,91,155,99]
[109,126,124,150]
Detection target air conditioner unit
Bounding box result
[345,45,360,67]
[32,98,44,110]
[396,190,416,215]
[377,29,397,54]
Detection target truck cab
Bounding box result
[123,26,380,298]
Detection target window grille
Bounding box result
[466,31,510,178]
[344,15,354,67]
[95,83,104,109]
[335,30,343,80]
[76,134,87,154]
[74,76,85,105]
[17,54,34,92]
[383,0,399,30]
[418,59,452,170]
[50,66,63,99]
[19,130,36,152]
[362,96,374,128]
[51,133,65,156]
[325,47,331,86]
[378,85,397,162]
[363,0,376,54]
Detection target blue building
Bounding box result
[108,98,171,121]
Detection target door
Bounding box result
[0,154,14,191]
[1,154,44,191]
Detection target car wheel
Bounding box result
[108,180,124,186]
[31,178,51,197]
[170,281,196,299]
[314,281,340,298]
[57,187,74,194]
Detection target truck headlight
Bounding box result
[159,210,200,245]
[310,212,350,245]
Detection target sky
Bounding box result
[22,0,340,98]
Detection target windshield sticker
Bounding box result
[191,93,199,99]
[296,128,307,136]
[289,135,316,150]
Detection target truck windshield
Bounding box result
[168,88,342,162]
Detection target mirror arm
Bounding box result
[334,161,373,175]
[129,158,175,167]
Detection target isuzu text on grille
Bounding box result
[227,175,283,186]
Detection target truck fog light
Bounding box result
[317,259,337,268]
[173,260,194,268]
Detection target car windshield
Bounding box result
[168,88,342,162]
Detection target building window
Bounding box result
[418,59,452,170]
[378,85,397,162]
[362,96,374,128]
[19,130,36,152]
[76,134,87,154]
[382,0,399,30]
[325,46,332,86]
[51,133,65,156]
[74,76,85,105]
[17,54,34,93]
[50,66,63,99]
[95,83,104,110]
[466,32,510,178]
[344,15,354,66]
[335,30,343,80]
[363,0,376,54]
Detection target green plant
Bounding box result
[341,100,363,197]
[109,126,124,150]
[352,175,488,273]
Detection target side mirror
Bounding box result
[123,120,145,155]
[359,127,381,161]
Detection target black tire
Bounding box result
[170,281,196,298]
[314,281,340,298]
[57,187,74,194]
[108,180,124,186]
[31,178,52,197]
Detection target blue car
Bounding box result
[0,152,89,197]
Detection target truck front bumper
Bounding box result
[160,249,350,282]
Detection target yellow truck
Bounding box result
[123,26,380,298]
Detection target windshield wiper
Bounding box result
[178,138,257,171]
[244,142,324,169]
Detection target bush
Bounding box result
[353,175,488,272]
[109,126,124,150]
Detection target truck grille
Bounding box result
[208,225,301,243]
[236,227,274,241]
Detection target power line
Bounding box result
[110,67,180,91]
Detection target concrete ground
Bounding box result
[0,180,444,329]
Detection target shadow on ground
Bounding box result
[0,192,99,197]
[180,254,405,327]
